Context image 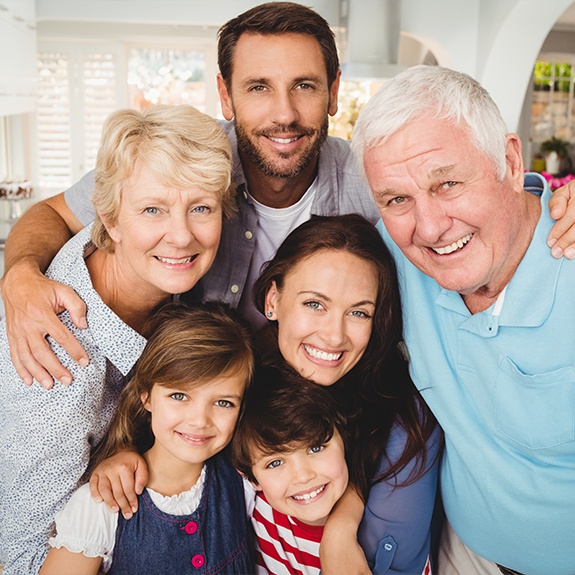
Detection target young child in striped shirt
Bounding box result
[231,361,351,575]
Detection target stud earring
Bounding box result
[266,311,273,318]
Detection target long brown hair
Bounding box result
[253,215,439,499]
[87,302,254,475]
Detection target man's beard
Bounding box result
[234,118,329,179]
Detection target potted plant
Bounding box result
[540,137,571,175]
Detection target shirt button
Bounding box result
[231,285,239,294]
[184,520,197,534]
[244,230,253,240]
[191,554,205,568]
[384,543,393,551]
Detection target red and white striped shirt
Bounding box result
[251,491,323,575]
[245,483,433,575]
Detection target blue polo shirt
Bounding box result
[378,174,575,575]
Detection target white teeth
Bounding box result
[269,136,298,144]
[156,256,193,264]
[304,345,342,362]
[432,233,473,255]
[292,485,325,501]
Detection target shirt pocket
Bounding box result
[494,355,575,449]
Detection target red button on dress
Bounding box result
[191,554,205,568]
[184,521,198,534]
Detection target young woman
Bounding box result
[40,303,255,575]
[253,214,441,574]
[90,214,441,575]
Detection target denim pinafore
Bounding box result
[108,453,254,574]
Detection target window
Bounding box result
[531,55,575,143]
[127,46,207,112]
[33,37,217,198]
[34,42,122,197]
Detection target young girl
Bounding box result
[40,302,255,575]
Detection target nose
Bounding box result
[318,313,346,348]
[412,196,452,245]
[165,212,195,247]
[269,90,299,127]
[291,456,317,485]
[185,402,210,429]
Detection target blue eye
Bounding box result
[304,300,322,311]
[170,392,187,401]
[145,206,159,214]
[193,205,209,213]
[309,445,324,454]
[215,399,234,408]
[266,459,283,469]
[350,309,372,319]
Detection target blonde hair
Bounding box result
[87,302,254,473]
[91,105,235,252]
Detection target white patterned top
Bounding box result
[0,224,147,575]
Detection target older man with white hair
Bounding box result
[352,65,575,575]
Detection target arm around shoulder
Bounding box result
[548,178,575,259]
[1,192,89,387]
[320,486,372,575]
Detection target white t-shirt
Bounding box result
[48,466,206,572]
[237,179,317,329]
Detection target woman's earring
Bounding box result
[266,311,273,318]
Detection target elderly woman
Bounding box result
[0,105,234,575]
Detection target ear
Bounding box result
[328,68,342,117]
[217,73,235,121]
[505,133,524,191]
[264,281,280,320]
[140,392,151,412]
[249,479,263,492]
[101,213,122,244]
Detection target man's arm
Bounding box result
[547,179,575,258]
[1,192,89,388]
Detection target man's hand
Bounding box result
[1,259,89,388]
[548,179,575,259]
[89,449,148,519]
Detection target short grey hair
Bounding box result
[352,65,508,181]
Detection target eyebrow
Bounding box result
[431,164,456,177]
[298,290,376,307]
[240,74,324,87]
[376,164,458,197]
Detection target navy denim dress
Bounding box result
[108,453,254,574]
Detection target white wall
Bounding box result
[35,0,575,136]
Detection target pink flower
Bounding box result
[537,171,575,190]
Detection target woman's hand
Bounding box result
[89,449,148,519]
[548,179,575,259]
[320,487,372,575]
